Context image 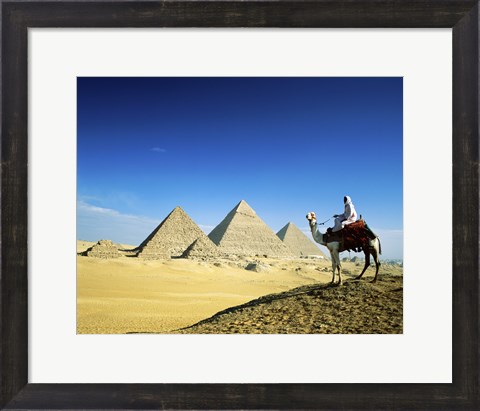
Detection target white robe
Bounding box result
[332,196,357,232]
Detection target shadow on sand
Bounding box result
[177,280,361,332]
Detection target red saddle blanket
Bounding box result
[327,219,374,251]
[342,220,370,250]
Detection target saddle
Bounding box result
[326,219,377,252]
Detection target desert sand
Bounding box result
[77,241,402,334]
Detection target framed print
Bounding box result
[30,29,446,385]
[2,1,479,409]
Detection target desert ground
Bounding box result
[77,241,403,334]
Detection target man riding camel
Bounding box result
[329,195,357,233]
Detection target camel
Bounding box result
[306,212,381,285]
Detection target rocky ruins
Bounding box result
[82,239,120,259]
[81,200,323,261]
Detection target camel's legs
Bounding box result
[371,248,381,283]
[356,251,370,280]
[330,251,341,285]
[337,264,342,285]
[330,257,337,284]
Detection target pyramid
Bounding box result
[181,236,219,259]
[83,239,120,259]
[208,200,293,258]
[276,222,325,257]
[136,206,217,259]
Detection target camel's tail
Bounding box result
[377,237,382,255]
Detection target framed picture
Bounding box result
[2,1,478,409]
[74,76,403,336]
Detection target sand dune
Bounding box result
[179,275,403,334]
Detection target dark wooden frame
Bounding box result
[1,1,478,409]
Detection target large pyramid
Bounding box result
[276,222,325,257]
[136,206,217,259]
[208,200,293,258]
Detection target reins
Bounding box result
[317,217,332,226]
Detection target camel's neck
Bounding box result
[318,232,327,245]
[320,233,327,245]
[310,220,326,245]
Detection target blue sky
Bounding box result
[77,77,403,259]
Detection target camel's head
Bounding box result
[306,211,317,222]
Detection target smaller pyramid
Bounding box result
[276,222,325,257]
[83,239,120,259]
[136,206,215,259]
[182,237,220,259]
